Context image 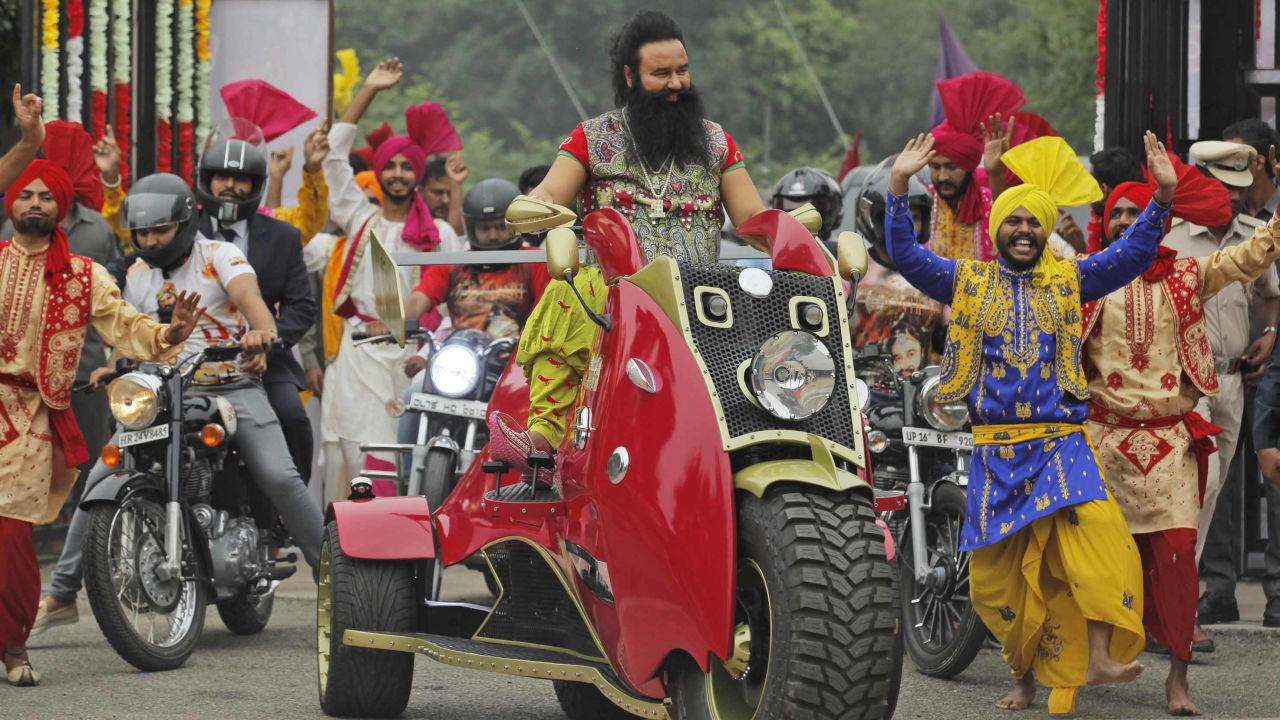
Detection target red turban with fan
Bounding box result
[41,120,104,212]
[219,79,318,143]
[1102,152,1232,243]
[931,72,1025,225]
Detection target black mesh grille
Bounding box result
[478,541,601,659]
[679,264,856,452]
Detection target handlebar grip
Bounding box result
[350,332,369,341]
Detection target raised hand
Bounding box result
[13,84,44,147]
[364,58,404,92]
[269,146,295,180]
[1145,131,1177,204]
[92,125,122,185]
[981,113,1015,175]
[889,133,936,195]
[163,291,205,345]
[302,125,330,173]
[445,152,469,186]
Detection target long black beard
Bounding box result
[996,232,1043,272]
[624,85,710,170]
[14,213,56,235]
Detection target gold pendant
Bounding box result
[648,205,665,219]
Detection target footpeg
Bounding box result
[259,564,297,582]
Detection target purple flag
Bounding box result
[927,15,979,127]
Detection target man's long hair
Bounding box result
[609,10,710,170]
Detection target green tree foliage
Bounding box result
[336,0,1097,191]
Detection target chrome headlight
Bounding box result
[917,375,970,432]
[750,330,836,421]
[107,373,164,430]
[429,344,481,398]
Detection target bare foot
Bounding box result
[996,673,1037,710]
[1086,657,1145,686]
[1166,661,1201,716]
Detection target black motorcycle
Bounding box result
[857,353,986,679]
[78,341,297,671]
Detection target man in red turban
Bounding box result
[1082,159,1277,715]
[0,100,202,686]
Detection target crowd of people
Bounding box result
[0,8,1277,719]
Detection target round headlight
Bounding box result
[917,375,970,432]
[750,330,836,421]
[867,429,889,454]
[107,372,163,430]
[429,344,481,398]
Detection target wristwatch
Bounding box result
[1264,326,1277,335]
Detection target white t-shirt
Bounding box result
[125,239,257,366]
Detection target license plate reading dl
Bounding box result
[117,424,171,448]
[901,426,973,450]
[407,393,487,420]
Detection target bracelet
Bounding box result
[1263,326,1277,335]
[101,174,122,189]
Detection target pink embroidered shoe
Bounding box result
[487,412,554,483]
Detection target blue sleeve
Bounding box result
[886,192,955,304]
[1077,199,1171,302]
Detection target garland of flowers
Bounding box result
[195,0,213,156]
[65,0,85,123]
[176,0,195,183]
[40,0,59,120]
[1093,0,1106,154]
[111,0,131,183]
[155,0,175,173]
[88,0,109,137]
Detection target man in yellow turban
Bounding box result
[888,131,1177,714]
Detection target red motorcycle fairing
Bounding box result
[583,208,649,281]
[557,280,736,688]
[328,495,436,560]
[736,208,834,277]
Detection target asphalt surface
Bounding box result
[10,567,1280,720]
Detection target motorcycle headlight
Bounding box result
[917,375,970,432]
[750,330,836,421]
[429,344,481,398]
[107,373,164,430]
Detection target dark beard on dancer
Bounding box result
[996,229,1045,272]
[624,84,711,170]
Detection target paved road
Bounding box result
[10,567,1280,719]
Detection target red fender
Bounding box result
[735,208,833,276]
[329,495,435,560]
[582,208,648,281]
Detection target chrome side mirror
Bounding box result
[546,227,580,280]
[505,195,577,235]
[837,231,869,282]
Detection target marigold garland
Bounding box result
[88,0,109,137]
[65,0,85,123]
[176,0,195,182]
[155,0,175,173]
[111,0,131,183]
[41,0,60,120]
[195,0,212,152]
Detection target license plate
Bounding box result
[407,393,488,420]
[117,424,170,448]
[901,426,973,450]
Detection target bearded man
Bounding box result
[1083,165,1280,715]
[0,88,201,685]
[887,131,1177,714]
[488,10,765,467]
[320,57,464,504]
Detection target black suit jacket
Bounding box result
[201,212,316,389]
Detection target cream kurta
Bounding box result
[1085,217,1280,533]
[0,242,178,524]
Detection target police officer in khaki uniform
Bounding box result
[1165,140,1280,633]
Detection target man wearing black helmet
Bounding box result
[847,160,944,374]
[772,166,843,247]
[38,173,324,641]
[195,128,317,487]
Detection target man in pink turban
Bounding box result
[315,58,465,504]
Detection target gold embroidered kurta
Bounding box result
[1085,218,1280,533]
[0,242,179,524]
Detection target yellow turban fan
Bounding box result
[988,136,1102,283]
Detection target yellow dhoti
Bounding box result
[970,497,1145,713]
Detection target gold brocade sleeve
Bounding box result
[88,263,183,363]
[1200,214,1280,299]
[272,169,330,246]
[100,183,132,253]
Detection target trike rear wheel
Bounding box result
[667,487,898,719]
[317,520,416,717]
[553,680,634,719]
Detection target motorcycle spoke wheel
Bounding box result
[106,501,199,649]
